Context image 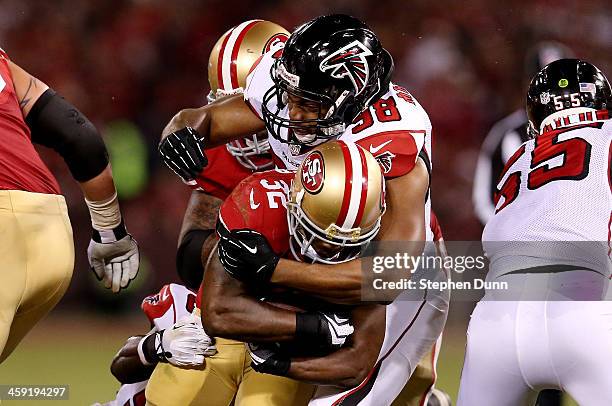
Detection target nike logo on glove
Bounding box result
[369,140,392,154]
[239,241,258,254]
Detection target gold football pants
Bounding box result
[0,190,74,363]
[146,337,314,406]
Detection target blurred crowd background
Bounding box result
[0,0,610,310]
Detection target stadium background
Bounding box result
[0,0,610,404]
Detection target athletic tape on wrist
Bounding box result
[85,191,122,231]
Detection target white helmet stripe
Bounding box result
[221,20,260,91]
[342,141,365,229]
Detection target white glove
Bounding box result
[88,229,140,293]
[138,315,216,367]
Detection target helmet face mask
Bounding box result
[262,14,393,146]
[226,131,273,171]
[287,191,379,264]
[263,60,347,146]
[526,58,612,137]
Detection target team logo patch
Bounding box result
[374,150,396,174]
[540,91,551,104]
[264,33,289,53]
[319,40,372,95]
[301,151,325,194]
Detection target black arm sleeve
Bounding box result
[176,229,214,290]
[25,88,109,182]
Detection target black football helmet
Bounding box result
[526,59,612,137]
[262,14,393,145]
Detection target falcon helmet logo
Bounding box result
[319,40,372,95]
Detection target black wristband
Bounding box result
[295,313,323,344]
[92,220,128,243]
[141,333,160,365]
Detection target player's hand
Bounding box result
[247,342,290,376]
[158,127,208,184]
[88,224,140,293]
[318,311,355,349]
[217,227,280,284]
[297,311,355,350]
[139,315,217,367]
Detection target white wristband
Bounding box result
[85,191,122,230]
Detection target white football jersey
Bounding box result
[483,120,612,276]
[244,48,434,241]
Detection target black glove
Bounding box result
[217,226,280,284]
[296,311,355,351]
[247,342,290,376]
[159,127,208,183]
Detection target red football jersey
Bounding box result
[217,169,295,255]
[196,169,294,309]
[192,145,254,200]
[0,49,60,194]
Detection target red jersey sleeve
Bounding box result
[217,170,294,255]
[345,83,432,179]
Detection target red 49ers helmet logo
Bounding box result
[301,151,325,194]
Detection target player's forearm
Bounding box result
[287,304,382,387]
[162,107,211,143]
[110,336,155,384]
[202,294,297,342]
[271,259,363,305]
[79,165,117,201]
[161,94,265,147]
[288,347,371,388]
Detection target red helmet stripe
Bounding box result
[336,141,353,227]
[352,145,369,227]
[230,20,261,89]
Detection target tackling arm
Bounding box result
[270,159,429,304]
[161,94,264,147]
[110,336,155,385]
[276,304,384,388]
[201,247,299,342]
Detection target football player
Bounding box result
[175,19,289,290]
[458,59,612,405]
[158,15,447,404]
[106,20,307,406]
[471,41,573,406]
[95,284,213,406]
[201,141,448,405]
[0,48,139,363]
